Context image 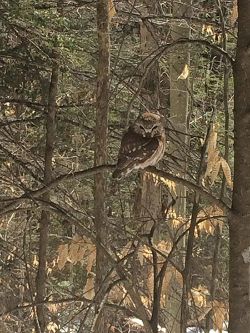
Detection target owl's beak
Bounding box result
[145,130,152,137]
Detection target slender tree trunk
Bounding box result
[35,50,59,333]
[138,0,161,230]
[138,5,162,332]
[168,2,191,332]
[229,1,250,331]
[93,0,110,331]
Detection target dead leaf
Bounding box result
[57,244,68,270]
[86,248,96,273]
[220,157,233,189]
[68,234,86,264]
[146,269,154,301]
[177,64,189,80]
[190,285,209,308]
[160,177,177,196]
[33,255,39,267]
[212,300,228,333]
[202,25,214,38]
[196,205,224,236]
[83,273,95,300]
[108,0,116,22]
[230,0,238,26]
[47,322,59,333]
[207,124,218,155]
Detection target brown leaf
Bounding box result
[57,244,68,270]
[177,64,190,80]
[205,149,220,179]
[86,248,96,273]
[230,0,238,26]
[137,245,145,266]
[146,269,154,301]
[209,156,221,185]
[207,125,218,155]
[68,234,86,264]
[196,205,224,236]
[68,241,80,264]
[202,24,214,37]
[212,300,228,333]
[160,177,177,196]
[190,285,209,308]
[47,322,59,333]
[108,0,116,22]
[83,273,95,300]
[220,157,233,189]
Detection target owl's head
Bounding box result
[132,112,165,138]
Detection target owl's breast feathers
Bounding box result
[112,126,165,179]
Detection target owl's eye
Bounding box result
[139,125,145,131]
[151,125,159,131]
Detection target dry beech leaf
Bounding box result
[202,24,214,37]
[68,242,80,264]
[33,255,39,267]
[86,248,96,274]
[147,269,154,301]
[212,300,228,333]
[68,234,86,264]
[57,244,68,270]
[109,284,126,303]
[196,205,224,236]
[160,177,177,196]
[157,240,172,258]
[203,125,228,186]
[161,268,174,306]
[47,322,59,333]
[108,0,116,22]
[83,273,95,300]
[168,209,185,229]
[230,0,238,26]
[190,285,209,308]
[76,246,86,263]
[177,64,189,80]
[137,245,145,266]
[141,295,151,307]
[205,149,220,178]
[143,245,152,261]
[209,156,221,185]
[220,157,233,189]
[174,269,183,287]
[47,303,59,314]
[121,241,133,258]
[206,125,217,155]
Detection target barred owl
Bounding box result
[112,112,166,179]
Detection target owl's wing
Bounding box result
[112,127,160,179]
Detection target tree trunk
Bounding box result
[138,0,161,229]
[229,1,250,331]
[168,1,191,332]
[93,0,110,331]
[35,50,59,333]
[138,5,162,332]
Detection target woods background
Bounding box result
[0,0,247,333]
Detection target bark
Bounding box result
[137,0,161,229]
[229,1,250,331]
[93,0,110,331]
[168,1,191,332]
[35,50,59,333]
[138,4,162,332]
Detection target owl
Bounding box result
[112,112,166,179]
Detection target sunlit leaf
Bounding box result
[177,64,189,80]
